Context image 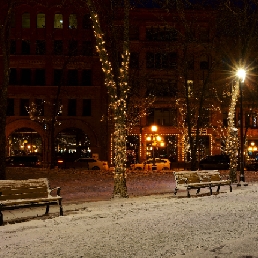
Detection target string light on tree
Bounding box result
[87,0,130,197]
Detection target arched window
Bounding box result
[54,13,63,28]
[11,14,15,28]
[22,12,30,28]
[69,14,77,29]
[37,13,45,28]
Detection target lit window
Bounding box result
[187,80,193,97]
[37,13,45,28]
[54,14,63,29]
[69,14,77,29]
[22,13,30,28]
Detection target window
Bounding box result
[22,13,30,28]
[68,99,76,116]
[69,14,77,29]
[223,112,228,127]
[35,99,44,116]
[54,40,63,55]
[82,41,93,56]
[36,40,46,55]
[10,40,16,54]
[53,69,62,86]
[9,68,17,85]
[187,80,193,97]
[82,99,91,116]
[37,13,45,28]
[11,14,15,28]
[54,14,63,28]
[20,99,30,116]
[199,27,209,42]
[147,108,177,126]
[146,78,177,97]
[114,26,124,40]
[67,70,78,86]
[21,69,31,85]
[146,26,177,41]
[129,26,139,40]
[187,56,194,70]
[200,55,209,70]
[82,14,91,29]
[200,109,210,127]
[246,113,258,128]
[146,52,177,69]
[130,52,139,68]
[82,70,91,86]
[200,61,209,70]
[68,40,78,56]
[7,99,15,116]
[35,69,45,86]
[21,40,30,55]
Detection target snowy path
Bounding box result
[1,183,258,257]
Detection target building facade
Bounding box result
[1,1,258,167]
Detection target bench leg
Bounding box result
[187,188,191,198]
[209,185,212,195]
[174,188,178,195]
[0,210,3,226]
[196,188,200,194]
[45,204,50,215]
[59,200,63,216]
[216,185,220,193]
[229,184,232,192]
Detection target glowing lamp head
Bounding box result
[156,136,162,141]
[236,68,246,83]
[151,125,157,132]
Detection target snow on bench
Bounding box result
[0,178,63,225]
[173,170,232,197]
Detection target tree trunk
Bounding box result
[0,2,13,179]
[112,103,128,198]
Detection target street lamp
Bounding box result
[236,68,247,185]
[146,125,162,169]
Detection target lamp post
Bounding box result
[146,125,162,169]
[237,68,247,185]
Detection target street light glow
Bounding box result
[237,68,246,82]
[156,135,162,141]
[151,125,157,132]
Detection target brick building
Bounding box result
[1,1,258,167]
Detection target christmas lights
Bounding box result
[87,0,130,197]
[225,81,240,182]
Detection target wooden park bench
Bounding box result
[174,171,212,197]
[174,170,232,197]
[197,170,232,194]
[0,178,63,226]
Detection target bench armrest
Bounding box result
[49,187,61,197]
[176,177,188,184]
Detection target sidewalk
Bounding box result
[1,182,258,258]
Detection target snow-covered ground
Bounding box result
[1,182,258,257]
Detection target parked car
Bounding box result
[130,158,171,171]
[199,155,230,170]
[6,155,41,167]
[245,160,258,171]
[73,158,109,170]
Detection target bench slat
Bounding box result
[0,192,48,200]
[174,170,232,197]
[0,178,63,225]
[1,196,62,206]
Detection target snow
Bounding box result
[1,178,258,257]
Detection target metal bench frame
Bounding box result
[0,178,63,225]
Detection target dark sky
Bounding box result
[112,0,218,9]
